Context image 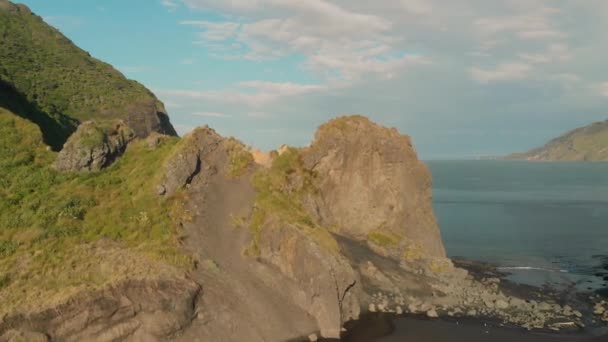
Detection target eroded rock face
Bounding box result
[159,126,225,196]
[259,223,360,337]
[53,121,135,172]
[124,99,177,139]
[302,115,446,258]
[0,279,200,342]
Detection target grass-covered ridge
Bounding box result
[506,120,608,161]
[0,1,171,149]
[0,108,190,316]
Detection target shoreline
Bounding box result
[312,257,608,342]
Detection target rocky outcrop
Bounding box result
[0,278,201,342]
[157,126,359,339]
[302,115,445,259]
[54,121,135,172]
[259,222,360,337]
[594,300,608,322]
[124,99,177,139]
[158,126,231,196]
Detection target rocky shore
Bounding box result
[312,257,608,342]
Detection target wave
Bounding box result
[497,266,569,273]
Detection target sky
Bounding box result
[21,0,608,159]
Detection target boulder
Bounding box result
[495,299,509,310]
[159,126,223,196]
[54,121,135,172]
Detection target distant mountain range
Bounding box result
[505,120,608,161]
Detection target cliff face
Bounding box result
[505,119,608,161]
[147,117,442,339]
[303,116,446,259]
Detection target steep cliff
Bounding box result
[302,116,446,259]
[505,119,608,161]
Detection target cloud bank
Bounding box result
[160,0,608,158]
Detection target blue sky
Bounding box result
[21,0,608,159]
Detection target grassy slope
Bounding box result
[0,108,190,316]
[244,148,340,256]
[0,1,167,149]
[507,120,608,161]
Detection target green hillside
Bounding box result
[0,0,175,150]
[0,107,190,315]
[506,120,608,161]
[0,0,188,315]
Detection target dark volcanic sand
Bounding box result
[323,314,608,342]
[377,318,607,342]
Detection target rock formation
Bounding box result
[53,121,135,172]
[0,279,200,342]
[302,116,446,259]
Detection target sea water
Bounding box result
[428,160,608,293]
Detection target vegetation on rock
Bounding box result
[246,147,339,256]
[226,138,254,178]
[0,108,190,316]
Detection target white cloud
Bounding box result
[518,44,571,65]
[162,0,608,155]
[474,12,565,41]
[157,80,328,108]
[180,58,196,65]
[180,20,240,41]
[400,0,432,15]
[161,0,179,10]
[470,62,533,83]
[178,0,426,83]
[597,83,608,97]
[193,111,231,117]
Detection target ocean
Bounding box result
[428,160,608,293]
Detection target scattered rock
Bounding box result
[495,299,509,310]
[308,333,318,342]
[426,308,438,318]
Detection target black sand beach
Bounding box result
[327,313,608,342]
[315,257,608,342]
